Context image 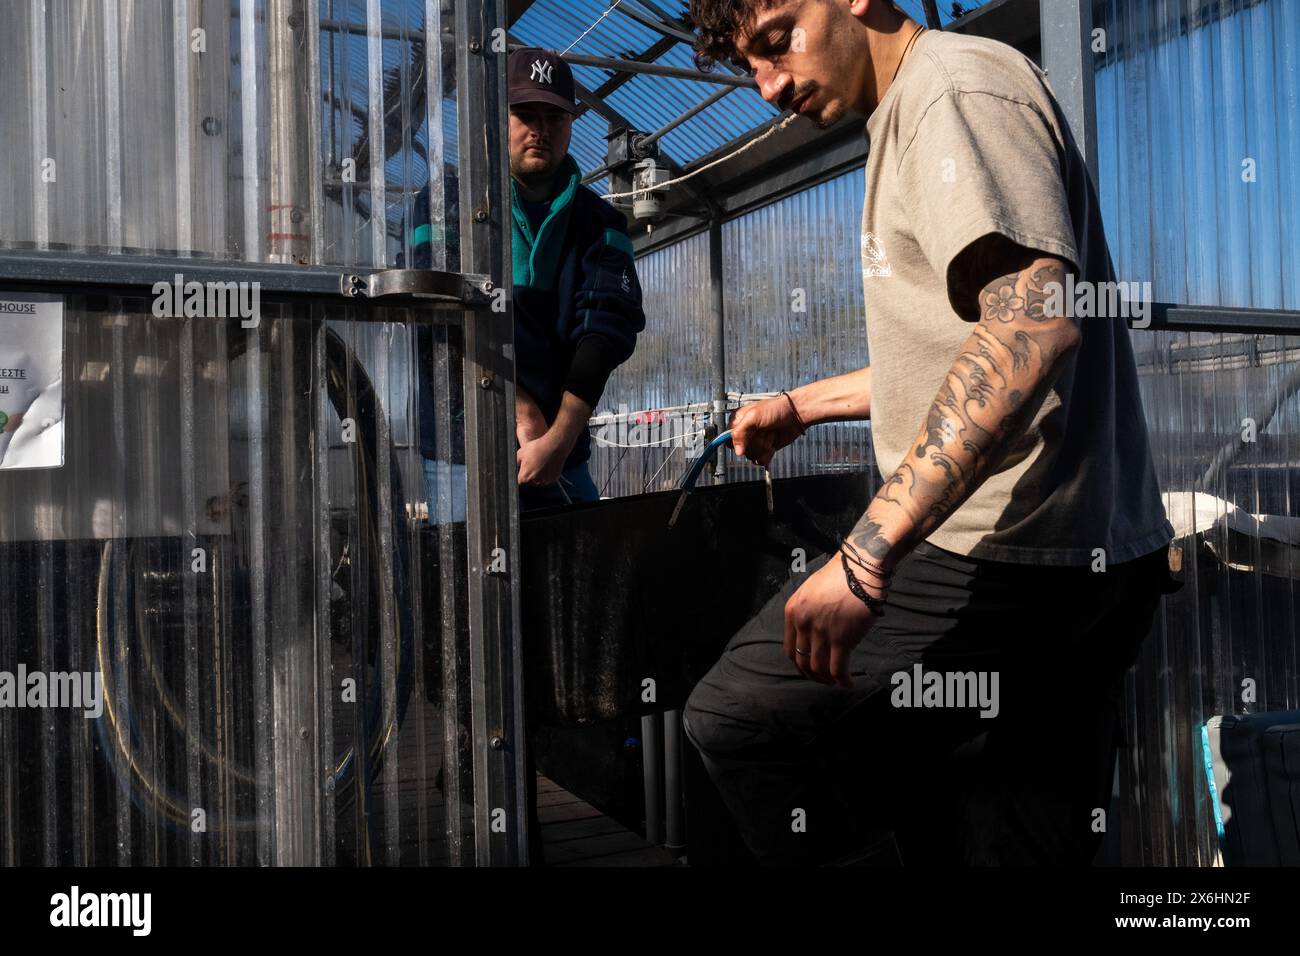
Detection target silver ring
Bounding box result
[795,648,810,657]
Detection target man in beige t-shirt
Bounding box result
[681,0,1179,865]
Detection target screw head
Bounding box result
[469,39,482,53]
[489,736,504,750]
[479,375,492,389]
[474,209,488,223]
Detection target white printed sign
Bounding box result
[0,293,64,470]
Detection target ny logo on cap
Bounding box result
[530,59,554,84]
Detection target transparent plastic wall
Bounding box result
[1126,332,1300,865]
[0,0,494,866]
[0,0,457,269]
[591,171,877,500]
[588,231,715,499]
[1094,0,1300,864]
[0,302,475,866]
[721,173,874,484]
[1094,0,1299,309]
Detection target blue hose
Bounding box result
[677,429,733,491]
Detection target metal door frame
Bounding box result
[0,0,524,867]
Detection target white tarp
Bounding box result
[1164,490,1300,578]
[1163,491,1300,548]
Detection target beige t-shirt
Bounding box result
[861,30,1172,566]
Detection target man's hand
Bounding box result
[730,395,805,467]
[516,431,569,486]
[784,555,880,688]
[516,388,549,446]
[515,390,592,488]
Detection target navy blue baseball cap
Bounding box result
[508,47,581,115]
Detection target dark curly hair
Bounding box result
[685,0,903,71]
[685,0,783,71]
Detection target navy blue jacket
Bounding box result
[510,155,645,468]
[406,157,644,470]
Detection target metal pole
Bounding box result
[505,45,758,88]
[709,216,727,481]
[264,0,321,867]
[1039,0,1099,179]
[641,714,664,846]
[456,0,528,866]
[563,51,757,87]
[663,709,684,853]
[639,87,734,149]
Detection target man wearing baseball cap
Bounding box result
[504,46,645,509]
[408,47,645,513]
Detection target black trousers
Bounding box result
[682,540,1177,866]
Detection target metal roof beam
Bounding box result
[507,44,758,87]
[632,0,751,77]
[612,3,698,44]
[637,85,735,149]
[507,0,542,24]
[586,35,676,104]
[571,78,633,130]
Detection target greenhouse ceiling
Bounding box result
[506,0,1002,214]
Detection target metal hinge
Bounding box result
[339,269,495,308]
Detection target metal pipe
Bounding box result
[507,45,757,87]
[1039,0,1099,179]
[663,710,684,852]
[708,216,727,481]
[639,86,735,149]
[641,713,664,846]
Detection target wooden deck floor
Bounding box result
[536,775,680,867]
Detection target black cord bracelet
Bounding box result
[779,389,808,435]
[840,539,893,584]
[841,550,887,614]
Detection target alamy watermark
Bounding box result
[1042,276,1153,328]
[50,886,151,936]
[0,665,103,718]
[591,403,707,452]
[890,664,1000,719]
[152,273,261,327]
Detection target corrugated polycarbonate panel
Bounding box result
[1092,0,1300,865]
[593,170,877,499]
[1095,0,1300,309]
[0,0,454,270]
[0,301,474,866]
[721,172,874,485]
[588,231,714,499]
[0,0,494,868]
[1126,330,1300,865]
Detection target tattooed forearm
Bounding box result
[847,254,1081,566]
